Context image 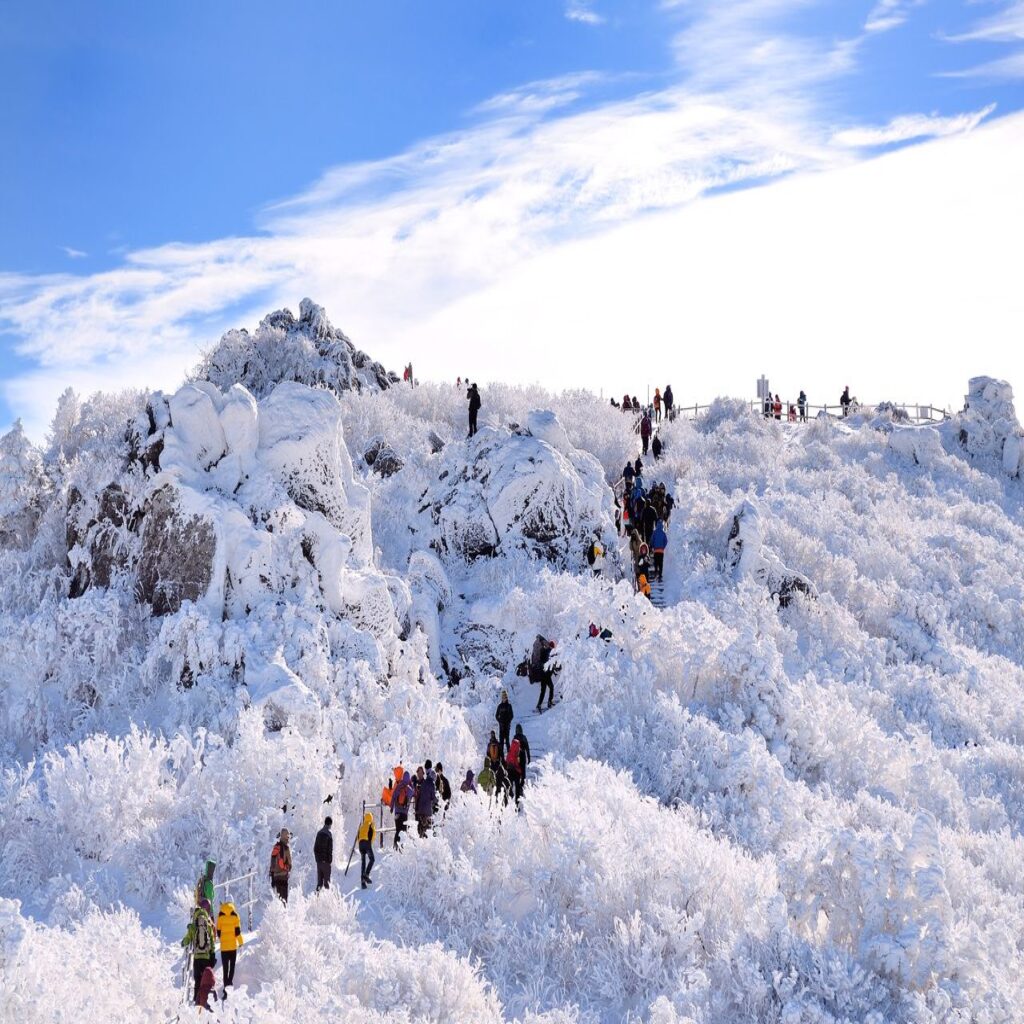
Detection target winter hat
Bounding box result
[199,898,211,913]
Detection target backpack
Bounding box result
[487,738,501,762]
[507,738,521,771]
[193,910,214,957]
[397,784,409,808]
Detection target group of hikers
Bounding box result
[613,384,675,424]
[763,385,856,421]
[619,455,673,601]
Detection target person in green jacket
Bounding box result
[477,757,496,795]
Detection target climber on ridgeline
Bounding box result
[653,387,662,423]
[841,386,852,417]
[216,900,243,997]
[663,385,674,421]
[467,382,481,437]
[269,828,292,904]
[314,816,334,892]
[357,811,375,888]
[495,690,514,755]
[798,390,807,421]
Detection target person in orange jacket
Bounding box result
[638,574,652,600]
[216,901,244,995]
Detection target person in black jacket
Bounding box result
[514,723,531,786]
[642,502,657,545]
[313,816,333,892]
[467,383,481,437]
[495,690,514,755]
[435,763,452,811]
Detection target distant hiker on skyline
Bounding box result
[632,396,640,412]
[653,387,662,422]
[314,816,333,892]
[841,386,851,416]
[798,390,807,421]
[467,383,481,437]
[496,690,514,755]
[269,828,291,904]
[663,385,674,421]
[774,394,782,420]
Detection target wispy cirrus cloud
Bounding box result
[832,103,995,147]
[942,1,1024,79]
[864,0,925,35]
[60,246,88,259]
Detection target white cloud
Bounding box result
[832,104,995,147]
[941,1,1024,79]
[60,246,88,259]
[565,1,605,26]
[864,0,924,35]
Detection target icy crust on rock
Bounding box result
[953,375,1024,477]
[192,298,398,399]
[423,413,615,568]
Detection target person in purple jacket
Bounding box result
[390,770,413,848]
[415,765,436,837]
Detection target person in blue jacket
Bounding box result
[651,520,668,580]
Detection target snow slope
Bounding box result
[1,303,1024,1024]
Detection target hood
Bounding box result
[402,771,411,784]
[362,812,374,827]
[218,902,237,916]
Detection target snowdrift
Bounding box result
[1,308,1023,1024]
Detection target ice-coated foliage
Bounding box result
[1,309,1023,1024]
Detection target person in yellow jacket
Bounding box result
[357,812,376,889]
[638,574,652,600]
[216,901,244,995]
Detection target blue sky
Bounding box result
[2,0,1023,436]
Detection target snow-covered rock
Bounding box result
[955,376,1024,476]
[726,497,814,607]
[888,424,944,467]
[423,416,614,568]
[193,298,398,399]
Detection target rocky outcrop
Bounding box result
[955,377,1024,477]
[727,499,814,608]
[192,298,398,400]
[420,411,614,568]
[364,438,405,478]
[135,486,217,616]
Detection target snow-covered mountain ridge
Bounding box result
[1,303,1023,1024]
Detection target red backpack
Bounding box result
[506,738,521,772]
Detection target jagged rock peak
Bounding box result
[191,298,400,399]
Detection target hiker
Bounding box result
[798,390,807,421]
[269,829,292,904]
[467,383,481,437]
[461,769,477,794]
[763,395,772,419]
[664,385,674,421]
[435,762,452,810]
[586,535,604,576]
[216,900,243,995]
[506,734,524,804]
[181,898,217,1006]
[629,528,642,573]
[664,492,675,524]
[840,386,851,416]
[623,461,635,488]
[638,574,652,600]
[636,542,651,583]
[493,757,512,806]
[632,396,640,412]
[496,690,514,755]
[640,413,652,455]
[773,394,782,420]
[513,723,531,785]
[457,376,462,389]
[478,758,495,796]
[390,770,413,848]
[536,641,558,712]
[643,501,657,545]
[788,403,796,422]
[415,765,436,837]
[634,456,643,478]
[486,729,502,767]
[193,859,216,908]
[651,520,667,580]
[651,435,662,460]
[314,816,333,892]
[653,387,662,423]
[357,812,375,888]
[197,963,217,1012]
[614,496,622,535]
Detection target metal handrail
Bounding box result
[214,870,257,932]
